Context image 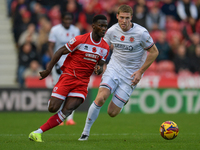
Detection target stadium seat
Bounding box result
[157,60,177,78]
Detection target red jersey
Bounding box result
[61,32,109,83]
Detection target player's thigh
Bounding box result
[96,74,118,105]
[48,96,64,112]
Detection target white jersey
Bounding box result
[48,24,80,67]
[104,23,154,84]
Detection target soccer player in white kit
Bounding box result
[48,12,80,125]
[79,5,159,141]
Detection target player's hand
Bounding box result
[94,65,103,75]
[39,69,51,80]
[130,70,142,86]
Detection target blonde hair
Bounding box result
[117,5,133,16]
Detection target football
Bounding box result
[159,121,179,140]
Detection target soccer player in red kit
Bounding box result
[28,14,109,142]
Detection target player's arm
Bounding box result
[131,44,159,85]
[48,41,55,58]
[39,46,70,80]
[94,60,105,75]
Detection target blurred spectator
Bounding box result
[146,3,166,31]
[190,44,200,74]
[29,2,48,26]
[78,1,97,34]
[173,44,191,73]
[161,0,179,20]
[23,60,43,79]
[107,3,119,28]
[187,33,200,57]
[18,23,38,47]
[12,2,32,47]
[34,0,62,10]
[196,0,200,20]
[177,0,198,22]
[60,0,83,25]
[48,5,61,26]
[17,42,39,87]
[132,4,147,28]
[37,16,52,56]
[177,0,198,40]
[133,0,148,16]
[155,30,173,62]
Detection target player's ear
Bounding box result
[92,23,96,30]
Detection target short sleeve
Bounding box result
[103,30,111,46]
[140,31,154,50]
[65,35,81,52]
[48,27,56,42]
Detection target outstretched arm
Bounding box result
[48,42,55,58]
[39,46,70,80]
[131,44,159,85]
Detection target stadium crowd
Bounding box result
[6,0,200,87]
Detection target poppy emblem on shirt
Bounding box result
[92,47,97,52]
[120,36,125,41]
[130,37,134,42]
[66,33,69,36]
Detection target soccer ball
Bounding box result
[159,121,179,140]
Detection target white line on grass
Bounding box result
[0,133,198,136]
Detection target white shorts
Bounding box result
[100,69,136,108]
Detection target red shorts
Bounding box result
[51,74,88,101]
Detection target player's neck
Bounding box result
[91,32,101,42]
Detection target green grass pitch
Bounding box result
[0,112,200,150]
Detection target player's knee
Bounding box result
[107,110,118,117]
[48,105,59,113]
[95,96,106,106]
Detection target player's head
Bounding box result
[61,12,73,29]
[92,14,108,38]
[117,5,133,32]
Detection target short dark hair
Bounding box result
[61,12,73,19]
[92,15,107,23]
[118,5,133,16]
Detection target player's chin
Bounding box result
[100,32,106,37]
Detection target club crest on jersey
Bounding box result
[130,36,134,42]
[100,49,104,55]
[120,36,125,41]
[53,87,58,92]
[92,47,97,52]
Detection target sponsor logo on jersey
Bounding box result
[85,53,99,59]
[84,53,99,62]
[114,44,134,51]
[120,36,125,41]
[84,45,88,50]
[130,36,134,42]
